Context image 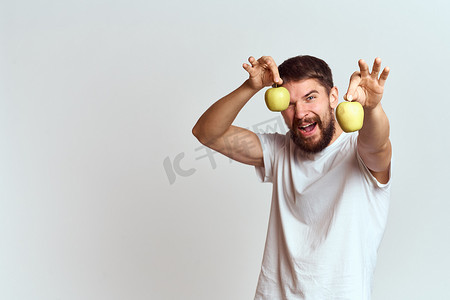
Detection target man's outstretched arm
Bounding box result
[192,56,282,167]
[344,58,392,184]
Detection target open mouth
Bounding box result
[299,122,317,133]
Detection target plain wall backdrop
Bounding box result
[1,0,449,299]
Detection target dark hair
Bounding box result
[278,55,334,94]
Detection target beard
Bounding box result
[290,108,336,154]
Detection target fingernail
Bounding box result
[347,94,353,101]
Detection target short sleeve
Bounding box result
[255,133,286,183]
[355,137,393,189]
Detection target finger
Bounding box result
[248,56,257,67]
[379,66,390,87]
[242,63,252,74]
[345,71,362,101]
[371,57,382,78]
[243,56,257,74]
[358,59,370,78]
[261,56,282,84]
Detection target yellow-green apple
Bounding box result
[336,101,364,132]
[264,87,290,112]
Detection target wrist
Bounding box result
[242,79,263,93]
[363,102,383,113]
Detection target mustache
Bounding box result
[294,114,322,127]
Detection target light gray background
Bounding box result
[1,0,449,299]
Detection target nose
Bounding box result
[294,102,309,120]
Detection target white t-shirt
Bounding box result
[254,131,391,300]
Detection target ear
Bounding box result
[329,86,339,109]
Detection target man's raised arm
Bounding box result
[344,58,392,184]
[192,56,282,167]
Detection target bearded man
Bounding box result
[192,54,392,300]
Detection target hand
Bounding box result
[344,58,390,110]
[242,56,283,91]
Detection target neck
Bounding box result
[329,120,344,145]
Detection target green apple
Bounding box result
[336,101,364,132]
[264,87,290,112]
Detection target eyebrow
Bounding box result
[303,90,319,98]
[289,89,321,104]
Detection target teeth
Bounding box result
[300,123,314,128]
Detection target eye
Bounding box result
[306,95,315,101]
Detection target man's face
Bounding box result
[281,79,340,153]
